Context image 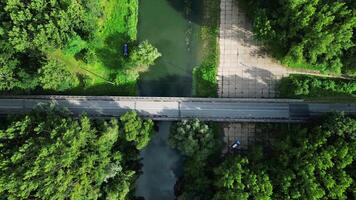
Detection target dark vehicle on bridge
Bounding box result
[123,44,129,57]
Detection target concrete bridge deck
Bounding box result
[0,96,354,122]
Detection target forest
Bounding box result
[241,0,355,75]
[0,0,160,95]
[0,106,154,199]
[169,114,356,200]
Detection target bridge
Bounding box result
[0,96,355,122]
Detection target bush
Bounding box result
[278,74,356,98]
[128,41,161,70]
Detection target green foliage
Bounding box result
[278,74,356,98]
[169,119,218,161]
[0,53,38,91]
[193,0,219,97]
[169,120,222,200]
[0,107,153,199]
[244,0,356,74]
[267,113,356,199]
[38,59,79,91]
[213,155,273,200]
[128,41,161,69]
[0,0,155,95]
[120,111,154,150]
[0,0,93,52]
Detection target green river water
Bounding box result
[136,0,203,199]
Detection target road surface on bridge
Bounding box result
[0,96,354,122]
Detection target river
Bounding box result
[135,0,203,199]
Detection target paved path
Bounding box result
[219,0,289,98]
[0,96,355,122]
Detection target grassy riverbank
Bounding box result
[193,0,220,97]
[0,0,160,96]
[58,0,140,95]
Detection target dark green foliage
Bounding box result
[210,113,355,200]
[266,113,355,199]
[169,119,222,200]
[278,74,356,98]
[243,0,356,74]
[193,0,219,97]
[0,107,154,199]
[175,114,355,200]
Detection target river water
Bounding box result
[135,0,202,199]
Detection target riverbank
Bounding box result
[193,0,220,97]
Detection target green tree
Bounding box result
[245,0,356,73]
[0,0,93,52]
[128,41,161,69]
[268,113,355,199]
[213,155,273,200]
[0,107,153,199]
[120,111,154,150]
[38,59,79,91]
[169,120,222,200]
[169,119,218,161]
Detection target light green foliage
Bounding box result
[0,107,153,199]
[120,111,154,150]
[278,74,356,98]
[38,59,79,91]
[213,155,273,200]
[169,119,217,160]
[128,41,161,69]
[244,0,355,74]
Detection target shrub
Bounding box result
[278,74,356,98]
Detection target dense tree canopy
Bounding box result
[169,119,219,161]
[245,0,355,73]
[213,155,273,200]
[169,119,221,200]
[0,107,154,199]
[267,113,355,199]
[0,0,94,91]
[174,114,355,200]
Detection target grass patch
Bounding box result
[278,74,356,102]
[193,0,220,97]
[47,0,139,95]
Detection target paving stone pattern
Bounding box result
[219,0,289,149]
[218,0,288,98]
